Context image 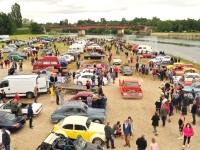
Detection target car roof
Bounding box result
[63,116,88,125]
[63,101,86,108]
[75,91,93,96]
[123,79,139,82]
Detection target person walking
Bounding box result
[49,86,55,103]
[191,100,198,125]
[16,103,22,117]
[150,138,159,150]
[27,103,34,129]
[33,86,38,103]
[10,99,18,116]
[123,120,132,147]
[87,94,93,108]
[182,123,194,148]
[160,104,168,127]
[55,86,60,105]
[178,113,185,140]
[1,89,6,103]
[136,134,147,150]
[59,88,65,105]
[104,122,116,149]
[19,60,23,71]
[128,116,134,138]
[1,128,10,150]
[151,111,160,136]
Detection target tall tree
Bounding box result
[0,12,16,35]
[29,22,44,34]
[157,21,172,32]
[11,3,22,28]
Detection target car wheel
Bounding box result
[71,90,78,94]
[93,119,102,124]
[78,81,83,85]
[26,92,33,99]
[92,137,104,146]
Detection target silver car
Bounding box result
[119,64,133,76]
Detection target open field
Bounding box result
[0,35,200,150]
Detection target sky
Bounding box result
[0,0,200,23]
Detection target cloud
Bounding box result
[0,0,199,23]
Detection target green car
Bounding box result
[7,55,24,62]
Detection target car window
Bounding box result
[123,82,139,86]
[3,113,15,121]
[87,75,92,78]
[0,80,9,88]
[81,75,87,78]
[66,108,74,113]
[195,75,200,78]
[43,61,50,64]
[76,108,85,113]
[75,125,86,131]
[63,124,73,130]
[196,85,200,88]
[186,75,193,78]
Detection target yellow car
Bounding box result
[167,62,183,69]
[52,116,105,145]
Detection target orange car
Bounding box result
[119,79,143,99]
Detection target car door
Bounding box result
[64,108,75,117]
[73,124,89,141]
[75,108,87,117]
[62,124,74,139]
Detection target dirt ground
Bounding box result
[1,45,200,150]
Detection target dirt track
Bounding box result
[1,56,200,150]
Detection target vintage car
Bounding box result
[175,68,199,76]
[119,64,133,76]
[119,79,143,99]
[167,62,183,69]
[7,55,24,62]
[84,52,106,59]
[167,63,194,69]
[0,111,26,132]
[184,73,200,82]
[156,60,174,67]
[87,45,103,53]
[0,47,16,53]
[183,82,200,93]
[8,51,27,59]
[149,57,162,63]
[51,101,106,123]
[0,99,43,117]
[52,116,106,145]
[142,52,155,58]
[112,56,121,65]
[22,47,37,53]
[36,133,103,150]
[69,91,94,103]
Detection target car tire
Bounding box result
[26,92,33,99]
[92,137,104,146]
[78,82,83,85]
[71,90,78,94]
[93,119,102,124]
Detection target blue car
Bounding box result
[0,111,26,132]
[183,82,200,94]
[59,58,68,67]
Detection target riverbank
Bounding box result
[151,32,200,38]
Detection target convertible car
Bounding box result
[84,52,106,59]
[36,133,103,150]
[0,99,43,117]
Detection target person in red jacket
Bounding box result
[182,123,194,148]
[114,66,119,78]
[14,92,20,102]
[86,80,91,91]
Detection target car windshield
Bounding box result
[123,82,139,86]
[3,113,15,121]
[74,136,87,150]
[123,66,130,70]
[86,119,91,129]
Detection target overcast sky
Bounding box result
[0,0,200,23]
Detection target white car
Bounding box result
[0,47,15,53]
[62,54,74,62]
[184,73,200,82]
[0,99,43,117]
[74,73,108,85]
[113,56,121,65]
[149,57,162,63]
[161,56,171,61]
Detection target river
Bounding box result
[81,34,200,64]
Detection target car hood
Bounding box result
[88,122,105,133]
[84,143,104,150]
[183,86,192,90]
[113,59,121,62]
[87,108,105,114]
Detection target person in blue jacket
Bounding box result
[27,103,34,129]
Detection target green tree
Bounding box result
[29,22,44,34]
[22,18,34,27]
[11,3,22,28]
[0,12,16,35]
[157,21,172,32]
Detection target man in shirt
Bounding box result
[191,100,198,125]
[123,120,132,147]
[104,122,115,149]
[136,134,147,150]
[27,103,34,129]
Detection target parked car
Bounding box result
[0,47,16,53]
[0,111,26,132]
[119,79,143,99]
[149,57,162,63]
[52,116,106,145]
[8,51,27,59]
[119,64,133,76]
[184,73,200,82]
[84,52,106,59]
[0,99,43,117]
[142,52,156,58]
[7,55,24,62]
[22,47,37,53]
[8,44,18,49]
[175,68,199,76]
[69,91,94,103]
[58,57,68,67]
[36,133,103,150]
[183,82,200,94]
[61,54,74,62]
[113,56,121,65]
[156,60,174,67]
[74,73,108,85]
[51,101,105,123]
[15,41,25,47]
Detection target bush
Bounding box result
[13,28,31,35]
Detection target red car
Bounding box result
[69,91,94,104]
[142,53,155,58]
[119,79,143,99]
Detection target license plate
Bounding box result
[128,93,138,96]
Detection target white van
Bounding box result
[137,45,153,54]
[0,75,48,98]
[0,35,9,42]
[68,44,84,53]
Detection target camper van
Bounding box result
[0,75,48,98]
[136,45,153,54]
[68,44,84,53]
[0,35,9,42]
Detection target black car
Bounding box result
[36,133,103,150]
[84,52,106,59]
[0,111,26,132]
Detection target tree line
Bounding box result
[1,3,200,35]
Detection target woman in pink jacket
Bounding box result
[182,123,194,148]
[150,138,159,150]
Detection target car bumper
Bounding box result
[122,95,143,99]
[34,106,43,116]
